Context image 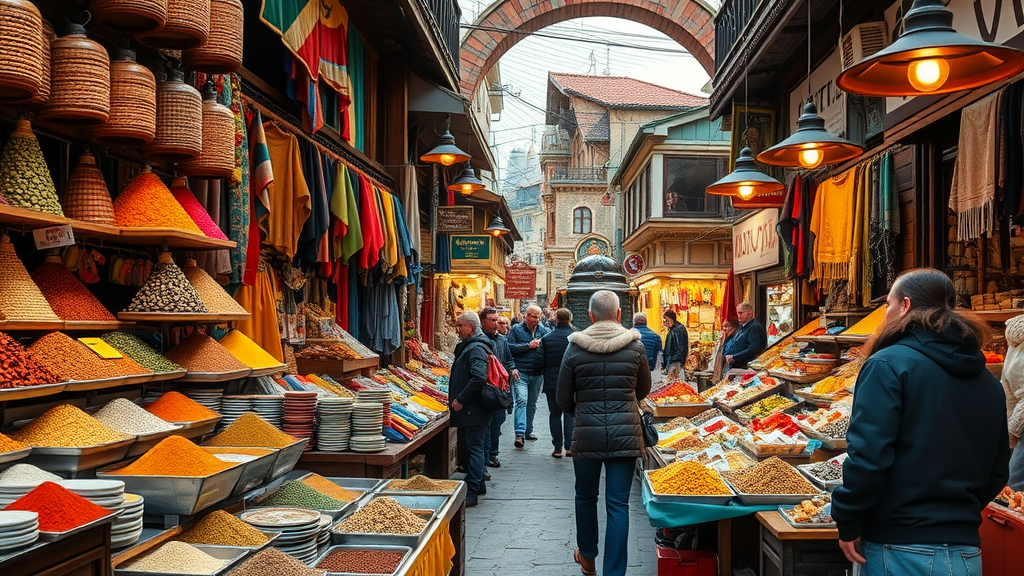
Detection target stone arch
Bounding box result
[460,0,717,98]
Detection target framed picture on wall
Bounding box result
[729,103,776,173]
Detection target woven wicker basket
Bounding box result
[91,0,167,33]
[0,119,64,216]
[180,81,233,178]
[92,48,156,147]
[142,68,201,161]
[26,20,54,106]
[0,235,60,321]
[0,0,46,103]
[182,0,241,73]
[38,22,110,126]
[64,152,116,225]
[137,0,209,49]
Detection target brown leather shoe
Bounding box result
[574,549,596,576]
[552,448,563,458]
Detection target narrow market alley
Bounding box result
[462,401,658,576]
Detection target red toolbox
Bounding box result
[656,546,717,576]
[980,503,1024,576]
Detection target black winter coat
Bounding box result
[536,324,574,392]
[449,333,495,428]
[556,322,652,459]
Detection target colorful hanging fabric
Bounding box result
[331,164,362,264]
[869,151,899,297]
[190,179,231,277]
[225,74,251,286]
[345,28,364,148]
[401,166,421,260]
[233,262,285,362]
[810,168,857,284]
[249,110,273,238]
[260,0,351,103]
[379,187,399,275]
[357,174,384,270]
[950,91,1000,240]
[848,164,868,302]
[318,152,334,264]
[297,139,330,264]
[392,193,413,283]
[263,123,312,259]
[778,175,815,278]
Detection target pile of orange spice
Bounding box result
[114,435,231,476]
[0,431,26,453]
[144,391,219,422]
[300,474,361,502]
[113,168,203,234]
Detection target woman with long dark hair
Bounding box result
[832,268,1010,576]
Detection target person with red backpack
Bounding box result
[451,312,497,507]
[480,307,518,469]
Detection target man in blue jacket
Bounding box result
[508,305,550,447]
[724,302,767,369]
[632,313,661,373]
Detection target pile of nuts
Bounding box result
[125,258,208,314]
[316,549,405,574]
[803,460,843,482]
[721,457,818,495]
[101,332,183,373]
[819,417,850,438]
[389,475,460,493]
[333,497,427,535]
[296,342,361,360]
[648,460,732,496]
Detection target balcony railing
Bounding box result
[714,0,767,73]
[549,166,608,184]
[419,0,461,78]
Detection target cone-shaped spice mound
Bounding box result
[0,120,63,216]
[31,256,116,321]
[163,332,247,374]
[0,332,62,389]
[0,238,60,321]
[125,253,208,314]
[28,331,149,381]
[114,168,203,233]
[183,260,248,315]
[204,413,296,448]
[145,391,219,422]
[6,482,112,532]
[64,152,115,225]
[9,404,131,447]
[170,178,228,240]
[114,435,232,476]
[218,330,281,369]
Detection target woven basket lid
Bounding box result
[92,47,156,147]
[65,152,115,225]
[0,118,64,216]
[137,0,209,49]
[180,81,234,178]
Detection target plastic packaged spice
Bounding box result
[316,548,405,574]
[204,413,296,448]
[333,497,427,535]
[300,474,361,502]
[94,398,178,436]
[114,435,232,476]
[230,547,323,576]
[28,331,150,381]
[259,480,347,510]
[0,238,61,321]
[10,404,131,447]
[4,482,111,531]
[113,168,203,233]
[144,391,220,422]
[0,332,63,389]
[721,457,818,495]
[183,262,249,315]
[30,256,116,322]
[176,510,269,547]
[647,460,731,496]
[121,541,229,575]
[169,179,229,240]
[125,253,209,314]
[0,432,25,454]
[218,330,281,369]
[164,332,247,373]
[101,332,183,373]
[0,119,64,216]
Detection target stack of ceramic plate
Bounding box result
[219,396,255,430]
[283,391,318,451]
[239,508,321,564]
[357,387,391,428]
[351,402,383,436]
[315,513,331,553]
[251,396,284,428]
[57,479,125,509]
[186,389,223,414]
[0,485,38,508]
[349,434,386,452]
[110,493,144,549]
[316,397,353,451]
[0,511,39,553]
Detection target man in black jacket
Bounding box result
[450,312,494,507]
[662,311,688,380]
[536,308,574,458]
[557,291,651,576]
[480,307,518,468]
[724,302,767,369]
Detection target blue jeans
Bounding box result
[573,457,636,576]
[860,541,982,576]
[462,425,488,495]
[545,390,573,450]
[526,373,544,436]
[513,374,536,436]
[486,410,506,456]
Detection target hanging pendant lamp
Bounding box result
[707,147,785,200]
[420,116,470,166]
[837,0,1024,97]
[486,215,509,237]
[448,162,485,194]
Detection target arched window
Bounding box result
[573,207,592,234]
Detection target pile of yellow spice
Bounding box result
[647,460,732,496]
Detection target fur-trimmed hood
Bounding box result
[567,321,640,354]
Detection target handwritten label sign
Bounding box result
[504,264,537,299]
[436,206,474,234]
[732,209,780,274]
[451,235,491,260]
[32,224,75,251]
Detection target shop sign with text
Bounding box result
[436,206,474,233]
[504,263,537,299]
[732,209,780,274]
[451,235,491,260]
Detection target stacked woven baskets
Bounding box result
[91,0,168,33]
[138,0,209,49]
[92,47,157,147]
[0,0,47,103]
[144,68,202,161]
[64,152,116,226]
[181,81,233,177]
[183,0,242,73]
[38,20,110,126]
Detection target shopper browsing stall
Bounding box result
[662,310,688,380]
[480,307,518,468]
[724,302,767,369]
[450,312,495,507]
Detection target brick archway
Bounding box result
[459,0,716,98]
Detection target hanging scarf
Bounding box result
[810,167,857,284]
[245,110,273,286]
[225,74,251,286]
[950,91,1000,240]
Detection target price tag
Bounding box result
[32,224,75,250]
[78,338,123,359]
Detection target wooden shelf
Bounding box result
[0,320,135,331]
[117,312,249,323]
[0,205,67,229]
[0,320,64,331]
[973,310,1023,323]
[118,227,235,250]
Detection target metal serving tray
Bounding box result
[796,465,843,492]
[377,478,460,496]
[248,490,356,521]
[777,507,836,529]
[641,470,736,505]
[796,422,847,451]
[127,427,183,458]
[175,530,281,553]
[312,544,413,576]
[169,415,222,441]
[114,543,248,576]
[724,478,824,506]
[38,510,120,542]
[21,438,135,473]
[96,461,244,516]
[329,496,442,548]
[0,447,31,466]
[201,447,279,496]
[266,438,308,481]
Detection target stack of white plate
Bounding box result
[0,511,38,553]
[219,397,255,430]
[110,493,145,549]
[57,479,125,509]
[355,388,390,405]
[186,389,223,414]
[0,485,38,508]
[351,402,383,436]
[315,513,331,553]
[316,397,353,451]
[239,508,321,565]
[251,397,284,428]
[349,435,387,452]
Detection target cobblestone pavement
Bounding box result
[462,400,658,576]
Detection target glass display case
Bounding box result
[764,282,795,346]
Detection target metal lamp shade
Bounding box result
[420,129,470,166]
[447,163,485,194]
[836,0,1024,97]
[707,147,785,200]
[757,102,863,168]
[486,216,509,237]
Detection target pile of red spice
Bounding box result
[169,178,228,240]
[0,332,62,389]
[4,481,111,532]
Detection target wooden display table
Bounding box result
[0,524,112,576]
[299,415,453,479]
[756,511,848,576]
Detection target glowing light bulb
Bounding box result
[492,229,501,237]
[907,58,950,92]
[798,148,823,169]
[439,154,458,166]
[460,184,474,195]
[738,185,755,201]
